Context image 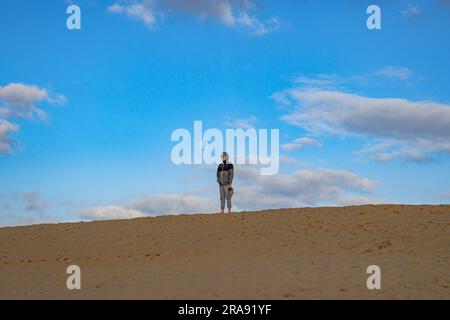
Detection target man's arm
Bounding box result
[229,164,234,185]
[216,165,220,184]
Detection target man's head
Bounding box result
[221,152,229,162]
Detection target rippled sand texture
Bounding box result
[0,205,449,299]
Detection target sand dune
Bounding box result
[0,205,449,299]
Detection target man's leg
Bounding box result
[226,186,232,213]
[219,186,225,213]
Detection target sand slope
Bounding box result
[0,205,449,299]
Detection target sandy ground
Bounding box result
[0,205,449,299]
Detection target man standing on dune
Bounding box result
[217,152,234,213]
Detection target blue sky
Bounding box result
[1,0,450,226]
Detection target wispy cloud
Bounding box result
[20,192,49,211]
[288,67,415,92]
[355,140,436,163]
[374,66,413,81]
[401,4,421,18]
[0,192,56,226]
[0,212,59,227]
[294,74,339,88]
[0,120,18,154]
[235,12,279,35]
[438,190,450,199]
[282,137,321,152]
[108,0,280,35]
[225,116,258,129]
[108,1,157,29]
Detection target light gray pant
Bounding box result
[219,184,232,209]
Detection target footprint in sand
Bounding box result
[377,240,392,250]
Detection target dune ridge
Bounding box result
[0,204,449,299]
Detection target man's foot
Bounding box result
[228,208,231,214]
[220,209,224,214]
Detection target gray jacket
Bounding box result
[217,162,234,186]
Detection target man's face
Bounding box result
[221,154,227,161]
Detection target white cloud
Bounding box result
[0,83,66,155]
[0,83,47,109]
[77,205,146,221]
[355,140,436,163]
[234,166,378,209]
[279,155,304,165]
[276,87,450,162]
[0,83,65,120]
[279,89,450,138]
[374,66,413,80]
[0,120,18,154]
[282,137,321,152]
[128,193,216,214]
[163,0,236,25]
[225,116,258,129]
[401,4,421,17]
[108,3,123,13]
[75,193,216,221]
[108,0,280,35]
[48,94,67,105]
[108,1,157,28]
[235,12,279,35]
